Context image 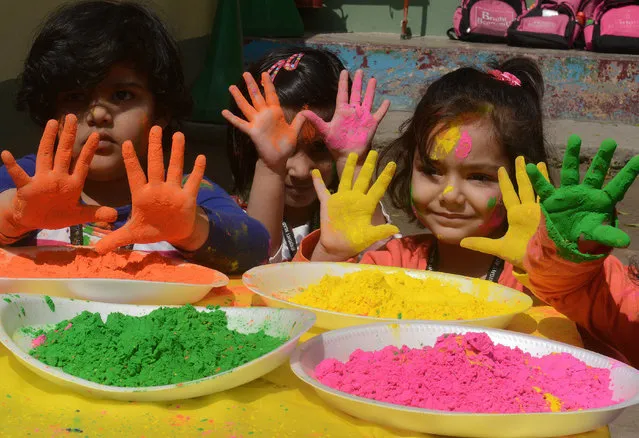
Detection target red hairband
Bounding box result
[488,69,521,87]
[267,53,304,82]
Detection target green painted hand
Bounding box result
[527,135,639,262]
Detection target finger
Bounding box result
[35,119,59,173]
[365,224,400,247]
[243,72,266,110]
[498,167,519,210]
[183,155,207,196]
[166,132,185,185]
[537,161,550,182]
[146,126,165,183]
[604,155,639,202]
[94,226,135,255]
[261,72,280,107]
[289,112,308,139]
[349,69,363,106]
[460,236,501,258]
[373,99,391,123]
[311,168,330,204]
[72,132,99,183]
[583,138,616,189]
[53,114,78,173]
[560,134,582,187]
[367,161,396,203]
[221,109,250,132]
[298,110,329,137]
[526,163,555,200]
[353,150,378,193]
[515,156,535,205]
[1,151,31,188]
[93,206,118,223]
[583,224,630,248]
[336,70,349,106]
[229,86,257,121]
[122,141,146,189]
[361,77,377,113]
[69,205,118,229]
[338,153,358,192]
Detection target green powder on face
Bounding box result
[44,296,55,312]
[28,305,288,387]
[487,197,497,209]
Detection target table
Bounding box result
[0,279,610,438]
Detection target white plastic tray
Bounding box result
[0,246,228,305]
[243,262,532,330]
[290,322,639,437]
[0,294,316,401]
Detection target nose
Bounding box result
[440,177,465,205]
[86,101,113,127]
[286,151,313,180]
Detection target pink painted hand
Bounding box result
[222,72,305,172]
[300,69,391,158]
[312,150,399,259]
[0,114,117,236]
[94,126,206,254]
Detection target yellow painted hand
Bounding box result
[312,150,399,259]
[460,156,549,270]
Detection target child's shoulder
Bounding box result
[384,233,435,254]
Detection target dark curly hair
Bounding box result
[381,57,550,224]
[227,46,348,197]
[17,0,191,127]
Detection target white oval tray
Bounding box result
[243,262,532,330]
[0,294,315,401]
[290,322,639,437]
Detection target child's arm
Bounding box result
[525,135,639,365]
[308,150,398,261]
[0,115,117,244]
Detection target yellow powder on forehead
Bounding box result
[289,271,516,320]
[430,125,461,160]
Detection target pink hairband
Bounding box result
[267,53,304,82]
[488,69,521,87]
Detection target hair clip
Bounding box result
[267,53,305,82]
[488,69,521,87]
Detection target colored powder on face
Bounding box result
[430,125,461,160]
[290,271,516,320]
[44,296,55,312]
[443,185,454,195]
[315,332,617,413]
[454,131,472,159]
[487,197,497,209]
[0,248,221,284]
[28,305,288,387]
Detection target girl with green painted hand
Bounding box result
[524,135,639,367]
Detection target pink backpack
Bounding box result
[448,0,527,43]
[507,0,587,49]
[583,0,639,53]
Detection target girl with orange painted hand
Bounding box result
[0,2,269,273]
[294,58,550,294]
[224,48,393,262]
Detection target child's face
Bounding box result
[410,119,509,244]
[283,116,334,209]
[55,63,158,182]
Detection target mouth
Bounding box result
[285,184,314,192]
[433,212,472,220]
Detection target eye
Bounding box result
[62,91,86,103]
[418,161,440,176]
[113,90,134,102]
[469,173,496,183]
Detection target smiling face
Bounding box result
[410,118,510,244]
[55,63,159,182]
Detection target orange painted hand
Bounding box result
[300,69,390,159]
[0,114,117,236]
[222,72,305,172]
[312,150,399,259]
[94,127,206,254]
[460,156,549,270]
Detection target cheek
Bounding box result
[475,187,506,232]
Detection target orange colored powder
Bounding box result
[0,248,220,284]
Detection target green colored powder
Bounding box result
[487,197,497,209]
[3,298,11,303]
[28,305,288,387]
[44,296,55,312]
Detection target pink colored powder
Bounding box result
[455,131,473,159]
[31,334,46,348]
[315,332,618,413]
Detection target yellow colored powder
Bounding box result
[430,125,461,160]
[443,185,454,195]
[290,271,516,320]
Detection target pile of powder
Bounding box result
[290,271,515,320]
[0,247,219,284]
[315,332,617,413]
[28,305,288,387]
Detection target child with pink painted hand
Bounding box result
[224,48,393,262]
[294,58,550,294]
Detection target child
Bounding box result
[294,57,549,292]
[0,1,269,273]
[523,136,639,366]
[223,47,392,262]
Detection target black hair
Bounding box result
[227,46,347,196]
[382,57,549,222]
[17,0,191,127]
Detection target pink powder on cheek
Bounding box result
[315,332,617,413]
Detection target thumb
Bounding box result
[585,224,630,248]
[298,110,329,136]
[72,205,118,226]
[362,224,399,248]
[460,236,502,258]
[94,225,135,255]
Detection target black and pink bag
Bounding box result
[584,0,639,53]
[448,0,527,43]
[507,0,586,49]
